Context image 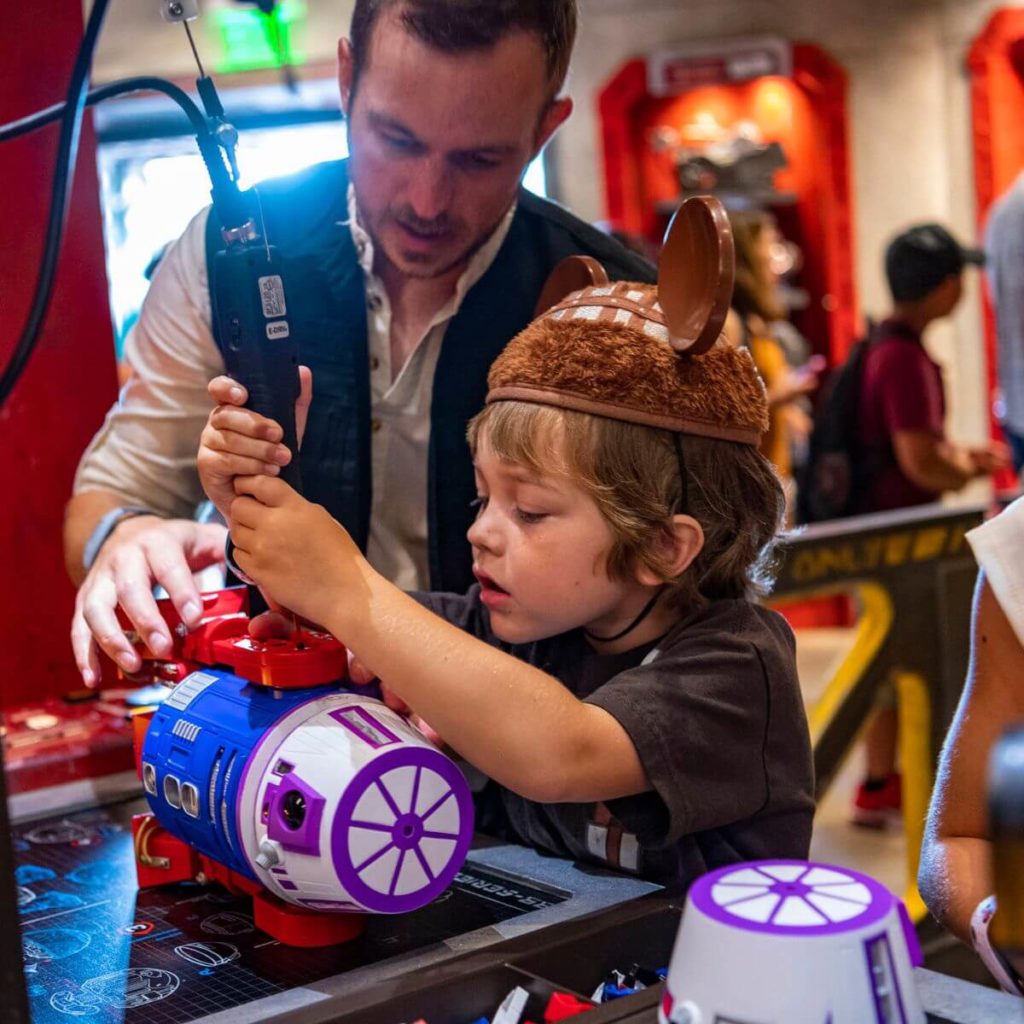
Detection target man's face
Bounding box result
[339,11,570,280]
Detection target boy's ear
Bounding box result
[633,515,704,586]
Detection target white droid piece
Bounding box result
[660,860,925,1024]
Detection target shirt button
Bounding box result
[371,418,383,433]
[367,294,383,312]
[371,356,381,371]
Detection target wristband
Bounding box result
[970,895,1024,996]
[82,506,158,573]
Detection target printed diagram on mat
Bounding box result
[16,801,569,1024]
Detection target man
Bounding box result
[66,0,652,685]
[858,223,1009,515]
[852,222,1011,828]
[986,171,1024,476]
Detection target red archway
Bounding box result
[598,42,858,365]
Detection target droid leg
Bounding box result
[251,891,366,948]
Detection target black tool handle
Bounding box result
[214,242,302,587]
[213,243,303,493]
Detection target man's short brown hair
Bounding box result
[467,402,786,614]
[350,0,577,97]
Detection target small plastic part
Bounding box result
[159,0,199,23]
[543,991,596,1021]
[254,839,281,870]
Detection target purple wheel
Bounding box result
[690,860,896,937]
[331,746,474,914]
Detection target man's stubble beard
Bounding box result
[371,200,517,282]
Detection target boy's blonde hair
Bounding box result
[468,400,786,614]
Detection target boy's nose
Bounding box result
[467,509,501,554]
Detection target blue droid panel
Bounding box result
[140,670,322,878]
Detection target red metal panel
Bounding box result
[0,1,117,707]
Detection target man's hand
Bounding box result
[969,440,1013,477]
[229,475,366,628]
[198,369,312,520]
[71,517,228,685]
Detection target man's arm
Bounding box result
[892,432,1010,495]
[919,574,1024,942]
[66,208,227,683]
[892,431,978,494]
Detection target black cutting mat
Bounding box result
[14,801,569,1023]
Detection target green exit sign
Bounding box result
[210,1,307,74]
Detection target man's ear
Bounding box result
[337,38,355,117]
[532,96,573,158]
[634,515,705,587]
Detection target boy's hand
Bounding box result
[229,475,364,626]
[346,652,444,748]
[197,369,312,520]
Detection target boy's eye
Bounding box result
[514,507,547,525]
[470,496,488,516]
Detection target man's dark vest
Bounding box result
[206,159,654,592]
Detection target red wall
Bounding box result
[0,2,118,707]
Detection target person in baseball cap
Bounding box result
[850,222,1008,830]
[885,223,985,303]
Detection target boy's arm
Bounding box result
[919,574,1024,942]
[339,579,649,804]
[228,476,649,805]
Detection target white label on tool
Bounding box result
[258,275,287,318]
[164,672,218,711]
[266,321,290,340]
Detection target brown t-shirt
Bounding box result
[413,587,814,888]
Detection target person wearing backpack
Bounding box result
[851,223,1011,827]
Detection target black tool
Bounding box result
[213,237,303,495]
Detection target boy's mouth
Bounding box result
[474,569,511,604]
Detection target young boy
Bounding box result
[197,243,814,886]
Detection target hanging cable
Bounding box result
[0,0,112,409]
[0,77,207,144]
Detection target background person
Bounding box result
[985,170,1024,480]
[724,211,823,519]
[852,222,1010,827]
[919,495,1024,993]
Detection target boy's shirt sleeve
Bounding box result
[584,606,811,848]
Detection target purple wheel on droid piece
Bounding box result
[691,860,896,937]
[331,746,474,914]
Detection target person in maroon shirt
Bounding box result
[854,223,1012,826]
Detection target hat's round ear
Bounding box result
[658,196,735,355]
[533,256,611,317]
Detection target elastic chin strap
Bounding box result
[584,586,666,644]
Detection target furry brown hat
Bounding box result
[486,198,769,445]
